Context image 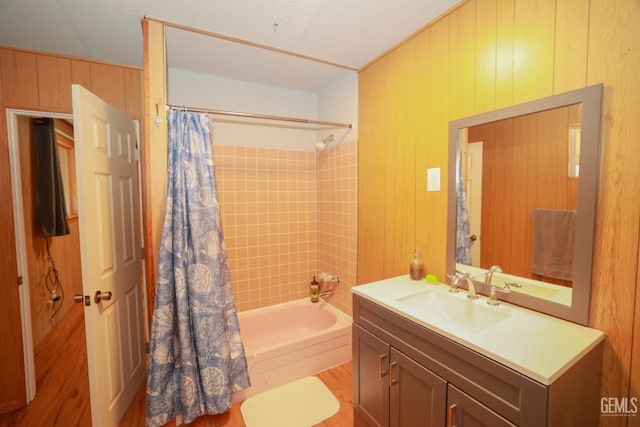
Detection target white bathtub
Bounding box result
[232,298,352,403]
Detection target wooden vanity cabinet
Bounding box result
[353,325,447,427]
[353,324,389,426]
[352,294,603,427]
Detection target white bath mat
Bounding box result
[240,376,339,427]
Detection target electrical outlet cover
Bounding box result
[427,168,440,191]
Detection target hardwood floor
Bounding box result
[0,303,91,427]
[119,362,354,427]
[0,303,353,426]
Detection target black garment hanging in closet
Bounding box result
[33,117,70,237]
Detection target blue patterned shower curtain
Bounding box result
[456,156,473,266]
[146,109,250,427]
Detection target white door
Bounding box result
[467,142,483,266]
[72,84,146,427]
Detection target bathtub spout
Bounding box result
[320,290,335,300]
[319,276,340,301]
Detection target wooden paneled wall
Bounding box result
[0,45,143,413]
[357,1,640,426]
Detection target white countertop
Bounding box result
[352,275,604,385]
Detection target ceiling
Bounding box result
[0,0,460,93]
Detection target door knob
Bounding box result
[74,294,90,306]
[470,234,477,241]
[94,290,113,304]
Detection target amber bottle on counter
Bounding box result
[310,276,320,303]
[410,248,425,280]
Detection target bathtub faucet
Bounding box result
[319,275,340,301]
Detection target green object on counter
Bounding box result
[425,274,439,283]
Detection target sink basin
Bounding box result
[394,289,511,333]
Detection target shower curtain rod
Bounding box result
[167,104,353,129]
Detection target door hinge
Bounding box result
[134,148,140,162]
[140,247,146,260]
[18,275,23,286]
[145,342,150,354]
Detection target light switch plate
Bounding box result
[427,168,440,192]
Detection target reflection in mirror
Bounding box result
[447,84,603,325]
[461,104,580,289]
[569,124,581,178]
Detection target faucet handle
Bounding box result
[449,275,461,293]
[487,284,513,306]
[446,273,461,281]
[448,272,470,293]
[446,273,461,290]
[503,282,522,290]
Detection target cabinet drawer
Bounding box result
[448,384,516,427]
[354,295,546,426]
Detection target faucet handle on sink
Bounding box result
[487,282,522,306]
[447,273,462,293]
[448,272,470,294]
[504,282,522,290]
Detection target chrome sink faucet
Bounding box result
[484,264,523,305]
[487,282,522,306]
[485,265,502,287]
[449,273,466,293]
[450,273,479,300]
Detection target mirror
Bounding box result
[446,84,603,325]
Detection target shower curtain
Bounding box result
[146,109,250,427]
[456,156,472,266]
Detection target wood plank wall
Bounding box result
[0,45,143,413]
[357,1,640,426]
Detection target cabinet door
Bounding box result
[353,325,390,427]
[389,348,447,427]
[447,384,516,427]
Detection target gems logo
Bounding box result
[601,397,638,416]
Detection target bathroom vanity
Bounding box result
[352,276,604,427]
